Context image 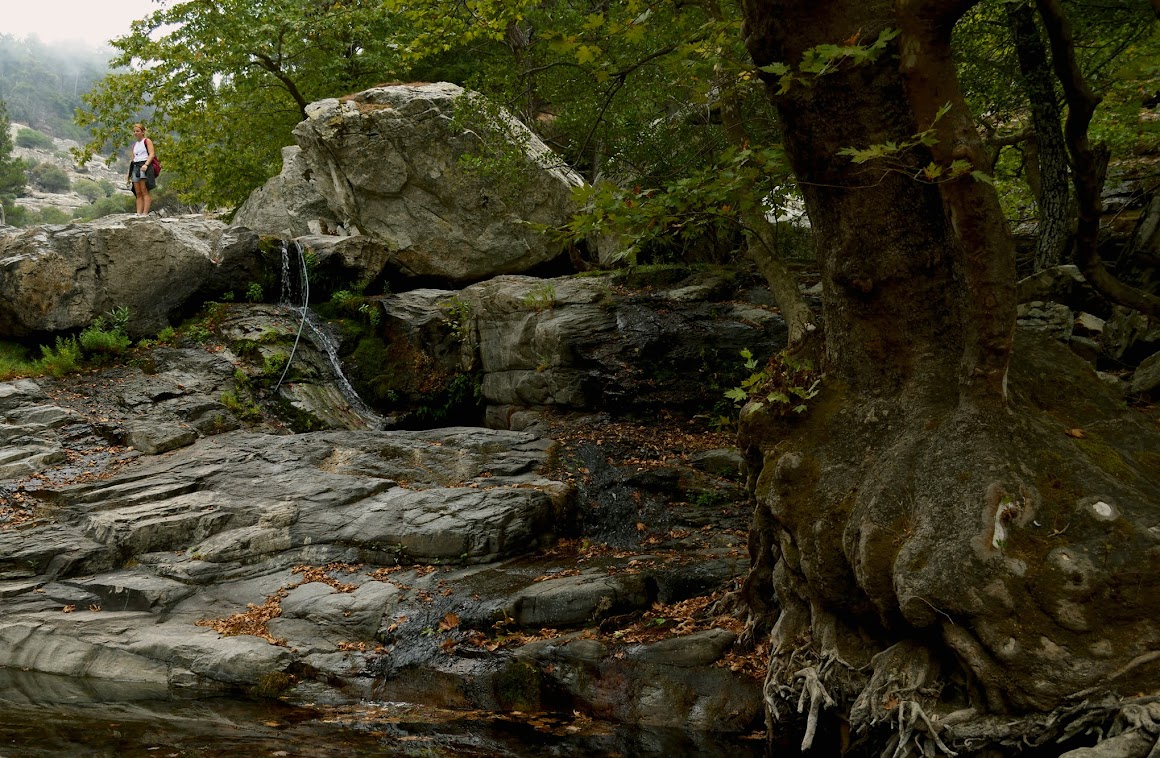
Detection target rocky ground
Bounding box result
[0,335,769,747]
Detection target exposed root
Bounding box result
[796,666,837,751]
[760,630,1160,756]
[886,701,957,758]
[763,648,855,750]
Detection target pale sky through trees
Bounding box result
[1,0,157,47]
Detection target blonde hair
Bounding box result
[132,123,146,133]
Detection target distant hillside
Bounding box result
[7,121,132,221]
[0,36,114,141]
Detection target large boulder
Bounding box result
[233,146,339,238]
[292,82,585,283]
[0,215,261,338]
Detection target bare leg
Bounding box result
[142,186,152,215]
[134,180,146,214]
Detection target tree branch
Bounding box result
[1035,0,1160,316]
[251,51,309,119]
[575,45,679,161]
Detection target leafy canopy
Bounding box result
[392,0,795,262]
[77,0,410,208]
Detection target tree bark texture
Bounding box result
[1007,1,1073,273]
[737,1,1160,752]
[741,1,1018,402]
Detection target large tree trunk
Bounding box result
[737,1,1160,754]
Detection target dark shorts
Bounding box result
[130,161,155,189]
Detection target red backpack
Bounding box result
[146,139,161,176]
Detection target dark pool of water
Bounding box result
[0,669,766,757]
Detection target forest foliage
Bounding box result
[0,35,113,141]
[28,0,1160,261]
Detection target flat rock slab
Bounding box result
[19,427,565,578]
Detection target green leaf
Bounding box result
[725,387,749,403]
[949,158,973,176]
[576,44,601,64]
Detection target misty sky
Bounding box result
[2,0,158,47]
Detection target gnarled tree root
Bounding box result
[763,646,1160,757]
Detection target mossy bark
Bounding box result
[737,1,1160,753]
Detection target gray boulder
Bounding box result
[292,82,585,283]
[233,146,339,237]
[1129,351,1160,396]
[0,215,261,337]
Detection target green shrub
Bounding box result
[79,315,131,358]
[27,163,71,193]
[38,336,82,377]
[262,352,289,378]
[440,296,474,342]
[73,178,104,202]
[725,348,822,418]
[521,282,556,311]
[184,324,212,344]
[33,207,71,225]
[331,289,357,309]
[245,282,264,302]
[3,204,29,227]
[221,390,262,421]
[15,128,54,150]
[72,193,135,221]
[0,342,36,380]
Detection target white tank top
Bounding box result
[133,140,149,162]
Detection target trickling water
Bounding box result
[277,240,386,430]
[301,308,387,429]
[278,239,296,306]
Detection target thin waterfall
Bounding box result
[278,241,294,306]
[275,240,386,430]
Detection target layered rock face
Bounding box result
[291,82,585,282]
[370,272,789,426]
[0,215,261,337]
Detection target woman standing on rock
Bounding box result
[127,123,155,216]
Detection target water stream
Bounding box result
[276,239,387,430]
[0,670,763,757]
